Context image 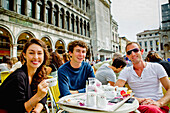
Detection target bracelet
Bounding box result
[29,100,35,109]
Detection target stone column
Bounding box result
[13,0,17,12]
[24,0,28,16]
[43,1,46,22]
[12,44,18,57]
[35,1,38,19]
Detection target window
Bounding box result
[37,1,43,21]
[76,17,79,34]
[75,0,77,5]
[156,47,159,51]
[145,48,147,52]
[84,21,86,36]
[150,48,153,51]
[144,35,146,37]
[71,14,74,32]
[80,19,83,35]
[150,41,153,47]
[149,34,152,36]
[28,0,33,17]
[53,5,59,26]
[60,9,64,29]
[4,0,10,10]
[145,41,147,47]
[161,43,164,50]
[79,0,81,8]
[139,35,141,37]
[139,42,142,47]
[155,40,159,46]
[87,22,90,37]
[82,0,84,10]
[155,33,158,35]
[17,0,22,14]
[66,11,70,31]
[46,1,52,24]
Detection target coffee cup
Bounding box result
[96,93,107,108]
[45,77,57,87]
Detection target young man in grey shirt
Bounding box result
[96,57,126,86]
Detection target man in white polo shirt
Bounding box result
[115,42,170,113]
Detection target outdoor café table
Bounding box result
[58,93,139,113]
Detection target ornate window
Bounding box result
[80,19,83,35]
[53,5,59,26]
[71,14,74,32]
[87,22,90,37]
[46,1,52,24]
[60,8,65,29]
[76,16,79,34]
[4,0,10,10]
[66,11,70,31]
[28,0,33,17]
[84,20,86,36]
[37,0,43,21]
[17,0,22,14]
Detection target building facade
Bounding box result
[119,37,128,56]
[137,29,162,58]
[0,0,92,60]
[90,0,112,61]
[160,3,170,60]
[111,18,120,54]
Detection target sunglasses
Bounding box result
[127,48,140,55]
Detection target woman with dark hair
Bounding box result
[0,38,50,113]
[62,52,71,63]
[146,51,170,77]
[49,52,63,72]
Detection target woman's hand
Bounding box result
[37,80,48,99]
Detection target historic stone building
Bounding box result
[90,0,112,61]
[112,18,119,54]
[137,29,162,58]
[160,2,170,60]
[0,0,91,60]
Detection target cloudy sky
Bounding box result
[111,0,168,41]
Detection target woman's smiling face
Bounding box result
[23,44,44,70]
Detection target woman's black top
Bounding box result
[0,64,47,113]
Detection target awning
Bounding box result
[98,49,114,53]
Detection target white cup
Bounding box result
[96,93,107,108]
[86,92,96,107]
[45,77,57,87]
[117,87,128,96]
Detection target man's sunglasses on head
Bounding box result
[127,48,140,55]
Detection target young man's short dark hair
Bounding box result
[112,57,126,68]
[67,40,88,53]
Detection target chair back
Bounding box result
[46,75,60,113]
[1,71,10,83]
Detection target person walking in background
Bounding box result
[96,57,126,86]
[115,42,170,113]
[58,40,95,98]
[145,51,170,77]
[62,52,71,63]
[0,38,50,113]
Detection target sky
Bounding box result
[111,0,168,41]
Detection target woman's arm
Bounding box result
[24,80,48,112]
